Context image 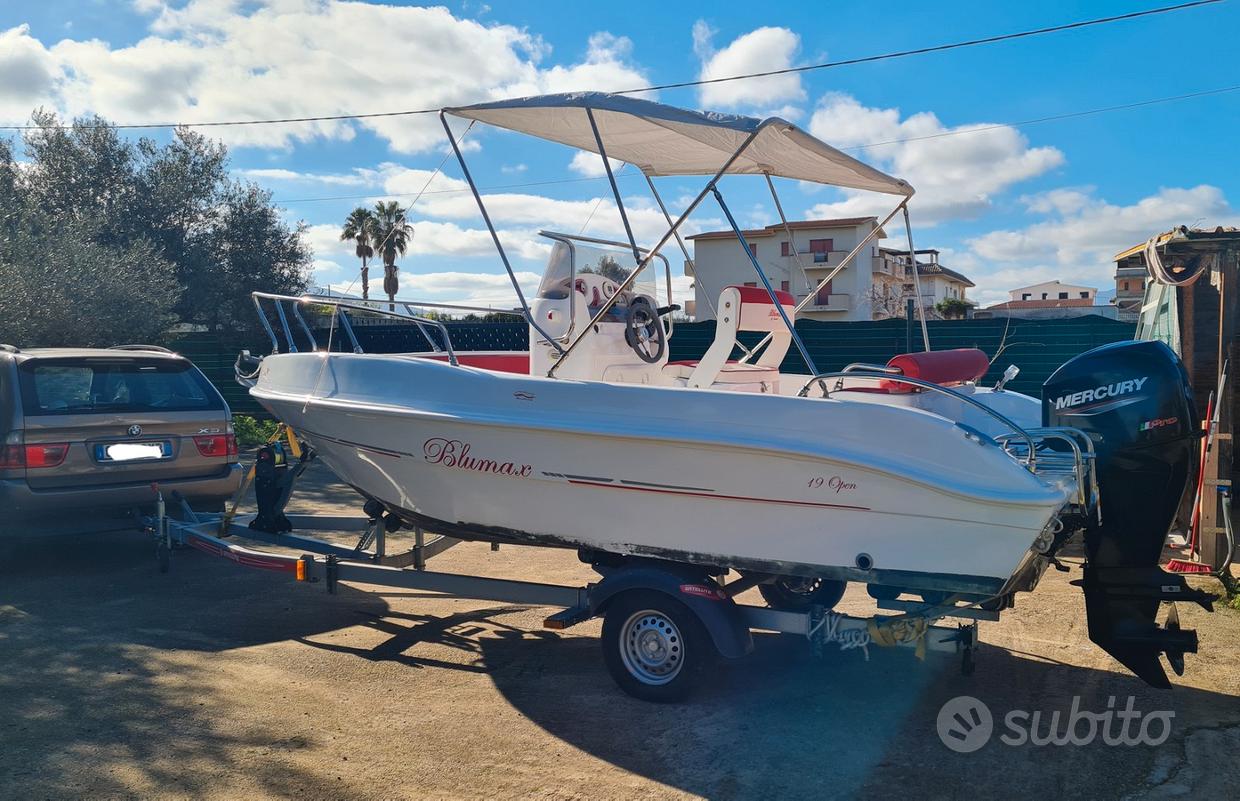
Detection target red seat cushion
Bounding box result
[730,285,796,306]
[879,348,990,392]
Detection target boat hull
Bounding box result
[252,354,1075,592]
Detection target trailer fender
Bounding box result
[588,565,753,659]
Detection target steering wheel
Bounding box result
[624,297,666,363]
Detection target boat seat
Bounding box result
[663,360,780,389]
[665,285,796,391]
[878,348,990,393]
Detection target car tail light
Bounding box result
[194,434,237,458]
[24,443,69,468]
[0,444,25,469]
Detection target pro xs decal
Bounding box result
[1052,376,1148,410]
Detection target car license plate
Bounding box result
[95,441,172,462]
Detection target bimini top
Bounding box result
[445,92,913,197]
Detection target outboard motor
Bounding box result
[1044,339,1215,687]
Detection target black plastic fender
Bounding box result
[587,563,753,659]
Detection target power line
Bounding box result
[271,82,1240,205]
[0,1,1221,132]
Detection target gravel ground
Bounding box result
[1,459,1237,800]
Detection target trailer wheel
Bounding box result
[601,591,712,702]
[758,576,846,611]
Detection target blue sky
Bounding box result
[2,0,1237,307]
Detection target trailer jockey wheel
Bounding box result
[601,590,712,702]
[624,298,665,364]
[757,575,847,611]
[249,444,293,534]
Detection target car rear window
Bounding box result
[18,358,224,415]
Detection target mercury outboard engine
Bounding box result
[1044,339,1215,687]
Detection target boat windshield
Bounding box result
[536,233,667,319]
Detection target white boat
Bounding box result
[244,93,1208,688]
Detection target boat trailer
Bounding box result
[145,431,981,701]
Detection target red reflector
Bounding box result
[0,444,25,469]
[25,443,69,468]
[193,434,231,457]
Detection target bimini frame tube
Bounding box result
[546,125,765,377]
[438,111,565,355]
[903,205,932,352]
[740,196,908,365]
[711,185,818,376]
[585,107,642,266]
[643,173,750,357]
[765,171,812,294]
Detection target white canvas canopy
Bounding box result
[446,92,914,196]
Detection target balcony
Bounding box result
[798,293,851,312]
[785,249,858,268]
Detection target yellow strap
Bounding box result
[283,424,302,459]
[867,617,929,660]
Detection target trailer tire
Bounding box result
[601,590,712,702]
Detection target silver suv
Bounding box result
[1,344,244,527]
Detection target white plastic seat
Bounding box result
[663,285,797,392]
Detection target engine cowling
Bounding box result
[1043,339,1213,687]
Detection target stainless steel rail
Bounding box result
[797,370,1040,469]
[251,292,459,365]
[996,427,1100,515]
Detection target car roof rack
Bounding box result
[108,344,175,354]
[0,343,20,353]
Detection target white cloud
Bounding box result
[4,6,651,153]
[692,22,805,110]
[235,167,375,186]
[1021,187,1093,216]
[372,164,721,245]
[0,26,59,120]
[965,185,1236,306]
[500,163,528,174]
[568,151,623,178]
[405,270,541,308]
[806,93,1064,224]
[315,270,541,309]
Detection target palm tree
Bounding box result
[372,200,414,311]
[339,207,376,300]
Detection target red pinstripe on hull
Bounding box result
[565,478,869,511]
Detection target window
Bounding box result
[1021,293,1031,300]
[743,281,757,288]
[748,243,757,257]
[1080,292,1089,299]
[1121,281,1129,291]
[781,241,791,257]
[1041,293,1049,300]
[1058,292,1069,299]
[780,280,790,293]
[809,238,832,263]
[815,280,833,306]
[18,358,220,416]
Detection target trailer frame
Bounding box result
[146,485,980,701]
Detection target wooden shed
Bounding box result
[1115,226,1240,570]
